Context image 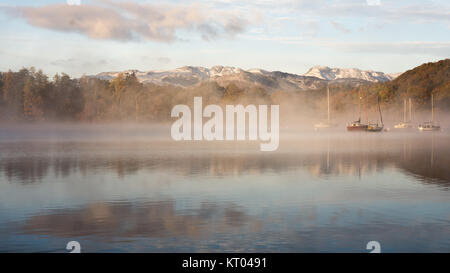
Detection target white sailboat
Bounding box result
[367,96,384,132]
[314,85,336,130]
[394,98,413,129]
[418,94,441,131]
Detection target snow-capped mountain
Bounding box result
[303,66,395,82]
[387,72,403,79]
[95,66,210,86]
[93,66,328,92]
[92,65,397,92]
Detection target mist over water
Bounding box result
[0,123,449,252]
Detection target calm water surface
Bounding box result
[0,124,449,252]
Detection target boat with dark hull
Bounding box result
[347,119,368,131]
[366,96,384,132]
[367,123,383,132]
[418,122,440,131]
[347,91,368,131]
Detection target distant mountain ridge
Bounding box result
[91,65,400,92]
[303,65,397,82]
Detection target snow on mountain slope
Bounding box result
[387,72,403,79]
[303,66,393,82]
[91,65,395,92]
[92,66,326,91]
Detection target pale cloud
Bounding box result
[156,57,171,64]
[297,20,319,37]
[366,0,381,6]
[50,58,108,67]
[200,0,449,38]
[329,41,450,56]
[209,0,450,23]
[330,21,350,33]
[6,0,252,42]
[274,39,450,56]
[318,1,450,23]
[140,56,172,64]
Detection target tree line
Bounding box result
[0,67,277,122]
[0,59,448,122]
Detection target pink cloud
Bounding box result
[9,1,250,42]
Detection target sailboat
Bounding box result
[314,85,335,130]
[367,96,384,132]
[394,98,413,129]
[418,94,441,131]
[347,90,368,131]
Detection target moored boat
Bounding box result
[366,96,384,133]
[418,122,440,131]
[367,123,383,132]
[314,85,337,130]
[314,121,334,130]
[418,94,441,132]
[394,98,414,129]
[347,91,368,131]
[394,122,413,129]
[347,119,368,131]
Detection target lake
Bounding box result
[0,124,449,252]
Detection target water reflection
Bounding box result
[12,199,450,252]
[1,132,450,252]
[1,134,449,187]
[21,201,258,239]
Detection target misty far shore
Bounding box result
[0,59,448,125]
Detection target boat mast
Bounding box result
[431,93,434,122]
[365,93,368,124]
[403,98,406,123]
[358,90,361,122]
[378,96,383,126]
[327,85,330,125]
[409,98,412,122]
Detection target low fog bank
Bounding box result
[0,120,449,144]
[0,122,174,142]
[1,131,449,185]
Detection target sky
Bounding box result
[0,0,449,77]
